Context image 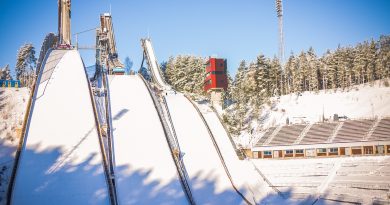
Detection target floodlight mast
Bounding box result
[276,0,284,65]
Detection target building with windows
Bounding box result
[204,58,227,92]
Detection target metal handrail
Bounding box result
[83,58,118,205]
[138,74,196,205]
[103,71,116,177]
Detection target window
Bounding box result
[211,71,225,75]
[295,149,304,154]
[329,148,338,153]
[264,151,272,155]
[317,148,326,153]
[285,150,293,154]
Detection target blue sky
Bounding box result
[0,0,389,77]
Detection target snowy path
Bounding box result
[11,50,111,205]
[165,94,246,204]
[109,75,188,205]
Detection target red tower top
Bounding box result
[204,58,228,92]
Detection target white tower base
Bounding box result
[209,90,223,109]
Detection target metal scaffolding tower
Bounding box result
[276,0,284,64]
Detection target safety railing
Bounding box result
[84,59,118,205]
[139,74,196,205]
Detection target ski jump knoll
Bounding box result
[108,75,188,204]
[139,38,284,204]
[9,50,114,205]
[8,41,282,205]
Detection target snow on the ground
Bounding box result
[11,50,110,205]
[252,155,390,204]
[109,75,187,205]
[235,80,390,148]
[195,101,289,204]
[0,87,29,204]
[165,93,246,204]
[0,87,29,144]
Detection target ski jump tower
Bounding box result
[58,0,71,47]
[97,13,125,75]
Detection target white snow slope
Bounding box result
[195,102,287,204]
[11,50,110,205]
[165,93,245,204]
[109,75,187,205]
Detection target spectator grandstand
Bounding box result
[369,117,390,141]
[267,124,307,146]
[300,123,338,145]
[252,117,390,159]
[333,119,375,143]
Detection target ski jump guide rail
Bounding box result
[139,74,196,205]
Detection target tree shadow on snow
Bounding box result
[114,164,248,205]
[4,142,249,205]
[7,145,111,205]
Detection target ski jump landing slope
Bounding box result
[11,50,111,205]
[165,94,246,205]
[108,75,188,205]
[194,102,285,204]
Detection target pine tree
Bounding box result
[334,47,347,90]
[284,53,295,94]
[1,65,12,80]
[292,54,301,93]
[307,47,320,92]
[376,35,390,79]
[325,49,338,90]
[366,39,378,84]
[139,66,150,81]
[343,47,355,88]
[353,42,368,84]
[269,56,282,96]
[232,60,247,104]
[164,56,176,86]
[124,56,133,75]
[16,43,36,87]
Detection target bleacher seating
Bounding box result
[332,119,374,143]
[254,117,390,148]
[269,124,306,146]
[300,123,338,145]
[369,117,390,141]
[255,127,276,146]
